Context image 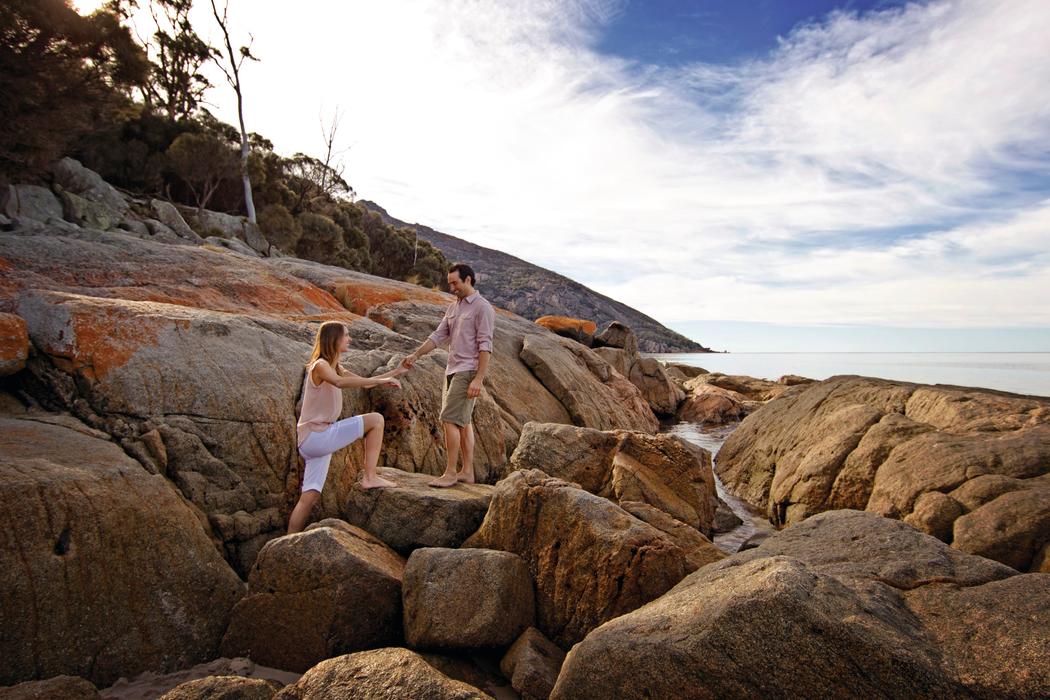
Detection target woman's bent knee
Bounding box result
[364,412,384,431]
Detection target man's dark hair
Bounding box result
[448,262,476,286]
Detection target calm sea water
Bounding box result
[649,352,1050,397]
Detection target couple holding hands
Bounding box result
[288,263,495,533]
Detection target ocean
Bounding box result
[649,351,1050,398]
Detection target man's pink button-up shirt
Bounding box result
[428,292,496,375]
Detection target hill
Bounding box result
[360,202,710,353]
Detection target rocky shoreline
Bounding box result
[1,163,1048,699]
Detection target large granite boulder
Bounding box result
[0,313,28,376]
[675,383,752,425]
[462,469,687,648]
[0,414,244,688]
[402,547,534,648]
[716,375,1050,571]
[508,422,718,536]
[272,648,489,700]
[593,347,685,417]
[551,510,1047,700]
[11,280,347,575]
[519,334,659,433]
[50,157,129,216]
[221,519,405,672]
[345,467,494,554]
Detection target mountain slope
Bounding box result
[361,201,709,353]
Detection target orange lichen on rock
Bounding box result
[536,315,598,335]
[23,293,166,381]
[0,241,346,319]
[331,280,449,316]
[69,302,164,380]
[0,312,29,375]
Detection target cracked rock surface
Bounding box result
[551,510,1050,700]
[716,375,1050,571]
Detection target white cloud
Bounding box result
[107,0,1050,329]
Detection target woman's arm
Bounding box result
[373,362,410,380]
[312,360,401,390]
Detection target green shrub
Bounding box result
[258,203,300,252]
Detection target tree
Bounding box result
[318,106,355,201]
[209,0,258,222]
[138,0,214,121]
[0,0,148,178]
[165,130,236,212]
[284,153,351,214]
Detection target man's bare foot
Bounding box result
[429,472,459,488]
[456,471,475,484]
[360,475,396,489]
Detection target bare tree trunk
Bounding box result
[319,107,343,196]
[236,110,256,223]
[211,0,257,223]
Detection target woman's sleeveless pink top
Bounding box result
[296,359,342,446]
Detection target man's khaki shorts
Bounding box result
[440,370,478,427]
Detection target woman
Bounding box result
[288,320,409,534]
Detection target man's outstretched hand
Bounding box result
[400,354,416,370]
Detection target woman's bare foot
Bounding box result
[429,472,459,488]
[456,470,475,484]
[360,475,396,489]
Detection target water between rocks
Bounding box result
[662,420,774,553]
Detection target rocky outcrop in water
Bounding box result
[716,375,1050,572]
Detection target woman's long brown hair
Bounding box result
[306,321,347,376]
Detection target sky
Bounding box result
[76,0,1050,351]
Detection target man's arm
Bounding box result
[467,351,490,398]
[403,305,453,369]
[467,303,495,397]
[402,338,436,369]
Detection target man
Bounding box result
[401,262,495,487]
